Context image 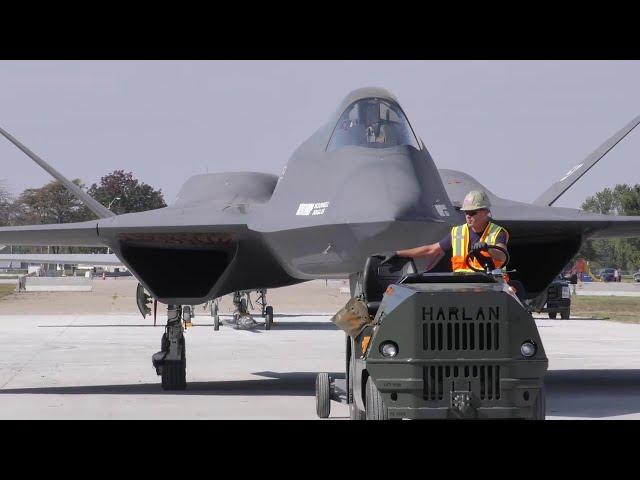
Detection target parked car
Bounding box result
[598,268,616,282]
[633,271,640,282]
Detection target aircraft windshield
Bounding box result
[327,98,420,151]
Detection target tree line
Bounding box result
[0,170,166,254]
[578,184,640,272]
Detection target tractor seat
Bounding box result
[362,255,417,316]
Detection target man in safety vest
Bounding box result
[384,190,509,272]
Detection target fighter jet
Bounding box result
[1,87,639,389]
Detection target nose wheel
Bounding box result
[152,305,187,390]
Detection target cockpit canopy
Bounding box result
[327,98,420,151]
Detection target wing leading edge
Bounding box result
[0,220,103,246]
[0,253,121,266]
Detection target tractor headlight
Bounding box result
[380,341,399,358]
[520,341,537,357]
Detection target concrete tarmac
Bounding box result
[0,311,640,419]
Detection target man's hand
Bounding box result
[470,241,488,255]
[378,251,398,265]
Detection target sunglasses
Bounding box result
[465,210,484,216]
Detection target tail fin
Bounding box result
[533,114,640,207]
[0,126,115,218]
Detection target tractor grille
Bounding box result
[423,365,501,401]
[423,322,500,351]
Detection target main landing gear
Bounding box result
[207,290,275,331]
[152,304,187,390]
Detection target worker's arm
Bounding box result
[397,243,445,271]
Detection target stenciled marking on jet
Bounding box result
[559,163,584,182]
[434,204,450,217]
[422,305,500,321]
[296,201,330,216]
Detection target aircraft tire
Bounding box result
[161,341,186,390]
[265,306,273,330]
[315,372,331,418]
[365,376,388,420]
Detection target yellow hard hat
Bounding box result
[460,190,491,211]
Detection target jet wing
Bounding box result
[0,203,294,305]
[0,253,121,266]
[489,202,640,240]
[0,203,257,247]
[0,220,103,246]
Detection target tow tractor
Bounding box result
[316,245,548,420]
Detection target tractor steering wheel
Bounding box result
[464,244,510,273]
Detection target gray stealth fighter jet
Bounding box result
[1,87,639,389]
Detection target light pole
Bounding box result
[107,197,121,210]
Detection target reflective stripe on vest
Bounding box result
[450,222,508,272]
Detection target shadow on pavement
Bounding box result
[3,368,637,418]
[38,320,337,331]
[545,369,640,418]
[0,371,345,397]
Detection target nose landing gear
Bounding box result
[152,304,187,390]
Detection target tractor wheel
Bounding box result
[315,372,331,418]
[531,386,546,420]
[365,376,388,420]
[348,361,366,420]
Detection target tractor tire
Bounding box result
[348,359,365,420]
[531,386,546,420]
[315,372,331,418]
[365,376,388,420]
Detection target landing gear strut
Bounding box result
[208,298,221,331]
[152,304,186,390]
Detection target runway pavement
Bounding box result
[0,310,639,419]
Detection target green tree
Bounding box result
[579,183,640,272]
[0,181,15,226]
[13,179,93,225]
[85,170,166,215]
[581,188,615,215]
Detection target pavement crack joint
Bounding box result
[0,314,79,390]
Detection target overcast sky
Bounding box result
[0,60,638,209]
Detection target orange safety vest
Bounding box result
[450,222,509,272]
